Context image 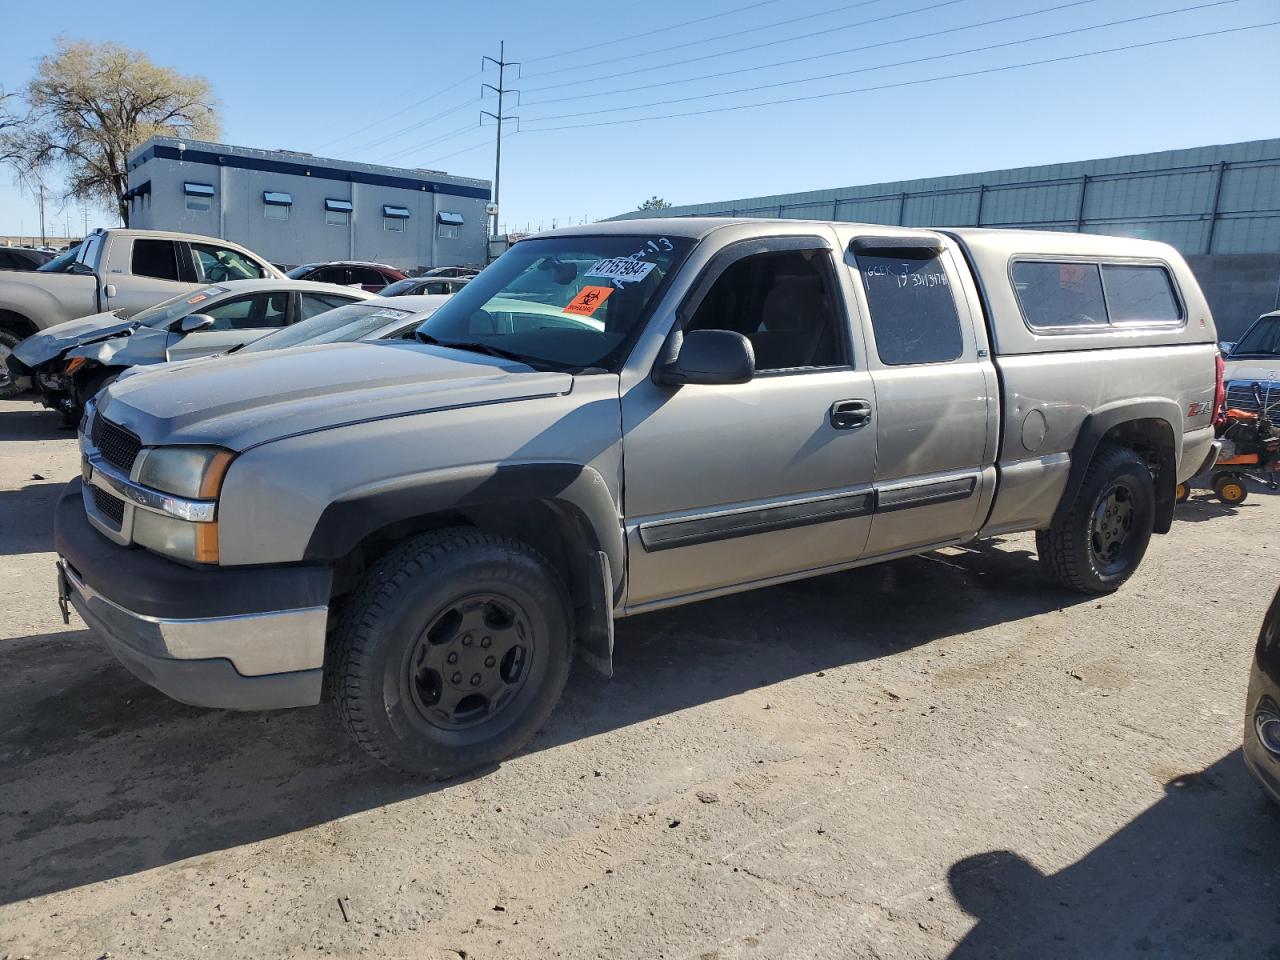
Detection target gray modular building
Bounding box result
[125,137,491,272]
[612,138,1280,339]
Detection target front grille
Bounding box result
[91,418,142,474]
[91,485,125,530]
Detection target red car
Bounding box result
[284,261,407,292]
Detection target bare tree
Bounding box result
[15,39,220,225]
[0,87,30,170]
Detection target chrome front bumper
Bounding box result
[58,558,326,710]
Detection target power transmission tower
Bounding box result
[481,42,519,239]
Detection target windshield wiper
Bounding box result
[415,332,538,367]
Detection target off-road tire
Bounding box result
[333,527,573,778]
[0,329,23,399]
[1037,443,1156,595]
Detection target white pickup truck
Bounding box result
[0,228,280,396]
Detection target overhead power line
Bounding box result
[521,0,946,83]
[314,72,480,152]
[523,0,786,64]
[521,0,1108,107]
[519,20,1280,134]
[376,121,479,164]
[522,0,1243,123]
[344,97,479,156]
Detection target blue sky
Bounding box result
[1,0,1277,239]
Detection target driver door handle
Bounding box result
[830,399,872,430]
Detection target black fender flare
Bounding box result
[303,460,625,601]
[1054,399,1182,534]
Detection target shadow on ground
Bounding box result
[948,750,1280,960]
[1,535,1082,905]
[0,407,73,441]
[0,481,68,556]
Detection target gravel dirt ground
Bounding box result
[1,396,1278,960]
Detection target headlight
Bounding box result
[133,446,233,563]
[137,447,234,499]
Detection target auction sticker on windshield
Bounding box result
[586,258,656,284]
[186,286,227,305]
[564,285,614,317]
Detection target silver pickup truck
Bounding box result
[0,228,279,396]
[53,218,1221,777]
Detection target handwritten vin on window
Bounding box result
[862,261,951,289]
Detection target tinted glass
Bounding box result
[416,235,692,371]
[131,239,181,281]
[285,265,317,279]
[687,249,845,371]
[857,251,964,365]
[378,278,420,297]
[0,252,12,269]
[241,303,414,353]
[1232,316,1280,357]
[300,292,358,319]
[135,286,229,328]
[349,267,387,287]
[1101,265,1181,324]
[204,292,288,330]
[1012,261,1108,328]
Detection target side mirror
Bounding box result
[658,329,755,386]
[1219,341,1235,356]
[177,313,215,333]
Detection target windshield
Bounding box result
[132,286,230,329]
[1231,316,1280,358]
[240,302,415,353]
[36,243,83,273]
[413,235,693,371]
[285,264,318,280]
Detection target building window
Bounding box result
[264,191,293,221]
[383,205,410,233]
[325,198,352,227]
[184,182,214,212]
[436,210,464,240]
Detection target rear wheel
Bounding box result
[333,528,573,777]
[1175,482,1190,504]
[1213,472,1248,505]
[1037,443,1156,594]
[0,329,22,399]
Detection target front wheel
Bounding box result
[1037,443,1156,594]
[332,528,573,777]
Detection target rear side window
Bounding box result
[131,239,181,281]
[1102,265,1181,324]
[1012,260,1182,330]
[856,250,964,365]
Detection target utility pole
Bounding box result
[38,183,46,247]
[481,41,519,240]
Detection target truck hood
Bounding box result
[13,311,136,368]
[96,340,574,450]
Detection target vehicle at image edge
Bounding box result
[284,261,408,292]
[54,218,1222,779]
[1245,585,1280,808]
[0,247,55,271]
[8,280,373,419]
[0,227,281,397]
[1223,311,1280,413]
[380,276,472,297]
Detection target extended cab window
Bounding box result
[132,238,181,282]
[856,249,964,365]
[1012,260,1182,329]
[685,249,845,371]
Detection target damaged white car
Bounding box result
[7,279,372,419]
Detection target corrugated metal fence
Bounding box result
[611,139,1280,257]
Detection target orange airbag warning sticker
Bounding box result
[564,285,614,317]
